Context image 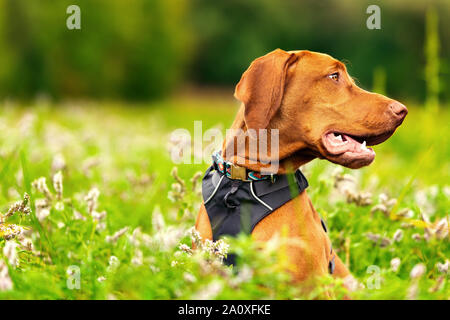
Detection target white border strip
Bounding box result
[204,174,225,205]
[250,181,273,211]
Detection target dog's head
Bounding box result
[234,49,407,169]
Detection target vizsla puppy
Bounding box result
[195,49,407,291]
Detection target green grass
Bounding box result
[0,96,448,299]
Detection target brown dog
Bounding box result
[195,49,407,289]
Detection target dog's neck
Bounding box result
[222,105,316,174]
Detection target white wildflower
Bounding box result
[36,207,50,222]
[343,275,362,292]
[91,210,107,231]
[5,193,31,218]
[231,265,253,286]
[0,260,13,291]
[151,206,165,231]
[193,281,223,300]
[141,233,153,247]
[152,226,185,251]
[179,243,193,255]
[131,249,143,266]
[18,112,35,136]
[53,171,63,200]
[183,272,196,283]
[150,265,160,273]
[96,222,106,232]
[190,171,203,194]
[410,263,426,279]
[3,241,19,268]
[107,256,120,272]
[379,193,388,203]
[371,193,397,216]
[84,188,100,214]
[393,229,404,242]
[370,204,388,215]
[434,218,449,240]
[19,237,33,251]
[390,258,401,272]
[420,212,431,224]
[396,208,414,218]
[92,210,106,221]
[335,174,357,195]
[436,261,449,274]
[187,227,202,248]
[443,186,450,198]
[82,157,101,177]
[51,153,66,172]
[428,185,439,198]
[7,188,20,200]
[429,276,445,293]
[424,228,432,242]
[129,227,142,247]
[32,177,53,200]
[385,198,397,208]
[73,210,86,221]
[215,239,229,260]
[412,233,422,241]
[0,224,25,240]
[170,167,185,191]
[54,201,64,211]
[106,227,129,244]
[333,172,372,206]
[34,198,50,221]
[406,282,419,300]
[366,232,391,247]
[414,190,434,215]
[107,293,117,300]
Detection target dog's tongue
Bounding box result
[324,132,374,156]
[342,134,364,151]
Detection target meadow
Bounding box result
[0,94,448,299]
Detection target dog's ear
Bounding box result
[234,49,299,130]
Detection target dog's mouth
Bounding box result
[321,130,394,168]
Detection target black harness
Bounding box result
[201,154,335,273]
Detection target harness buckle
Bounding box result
[230,164,247,181]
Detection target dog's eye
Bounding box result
[328,72,339,82]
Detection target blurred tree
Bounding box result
[0,0,448,104]
[0,0,192,100]
[424,6,440,110]
[188,0,450,104]
[372,67,387,96]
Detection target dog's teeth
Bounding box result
[336,135,342,141]
[361,141,367,149]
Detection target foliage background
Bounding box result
[0,0,448,103]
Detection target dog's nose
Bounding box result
[389,101,408,120]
